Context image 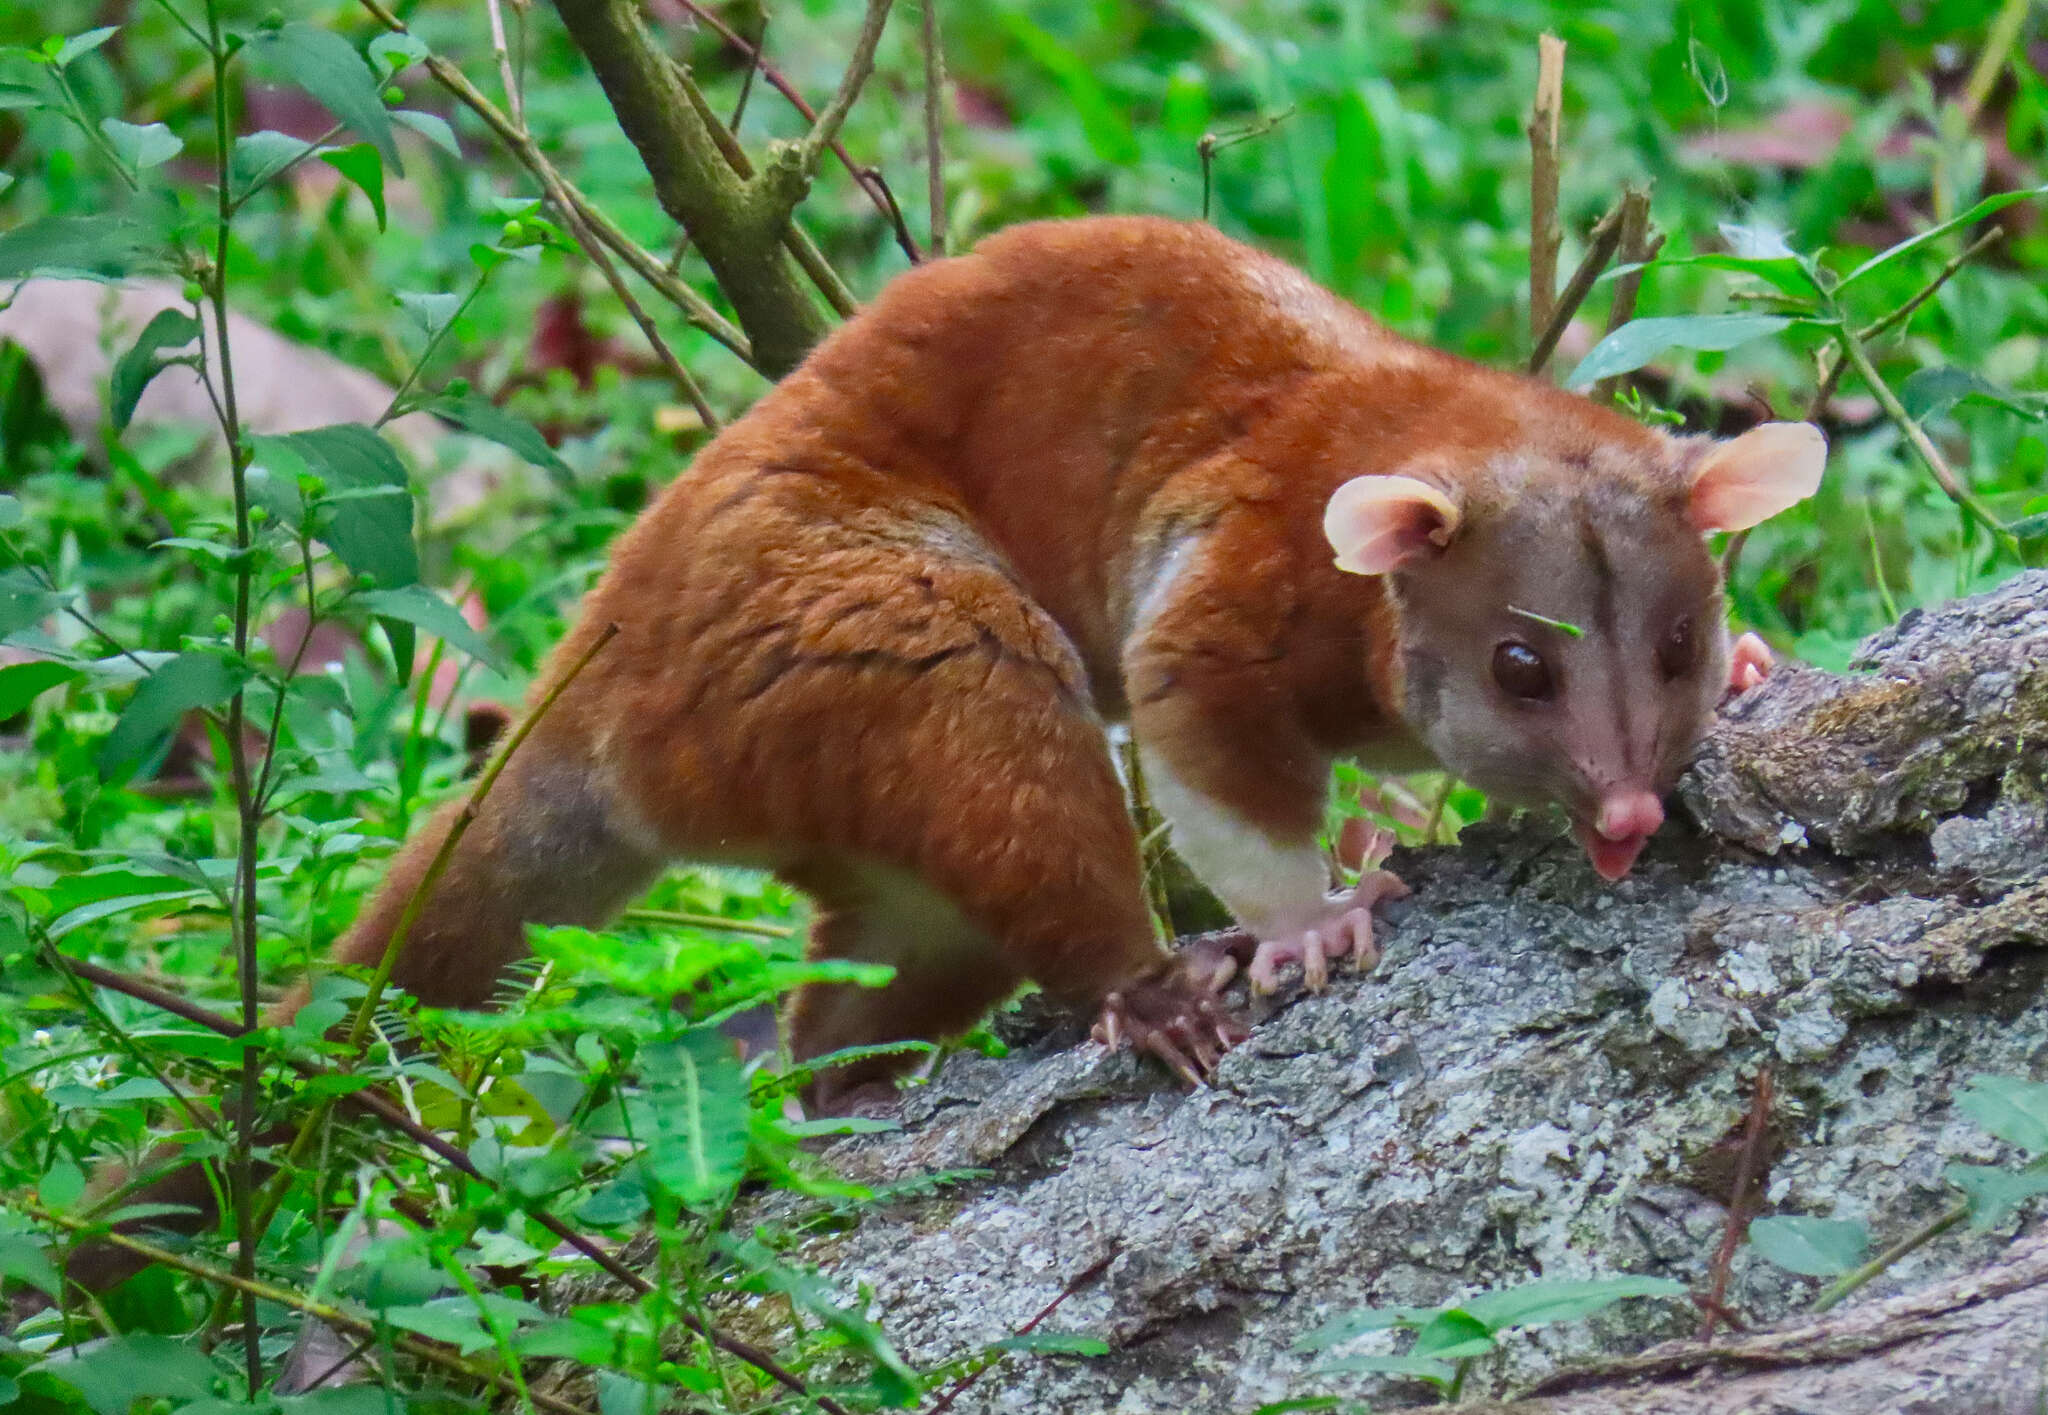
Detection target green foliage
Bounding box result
[1295,1275,1687,1399]
[1746,1216,1872,1277]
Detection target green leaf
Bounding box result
[1836,185,2048,290]
[1457,1276,1687,1332]
[0,214,158,280]
[425,392,573,483]
[0,658,79,718]
[110,307,200,432]
[99,117,182,170]
[1408,1309,1496,1358]
[1627,251,1820,301]
[630,1028,750,1205]
[1947,1162,2048,1231]
[1957,1074,2048,1154]
[1747,1216,1870,1277]
[0,81,49,111]
[319,142,386,231]
[248,22,402,175]
[368,32,428,73]
[355,584,501,670]
[0,493,19,527]
[1565,314,1796,390]
[231,129,317,196]
[1292,1304,1442,1352]
[575,1177,651,1228]
[0,570,59,640]
[53,26,119,67]
[392,108,459,157]
[39,1334,223,1415]
[1312,1352,1457,1387]
[724,1234,919,1401]
[0,1233,62,1299]
[1900,366,2046,423]
[100,649,248,773]
[992,1331,1111,1356]
[260,424,418,587]
[382,1298,496,1354]
[395,289,461,335]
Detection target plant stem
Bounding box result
[352,0,754,366]
[1961,0,2032,123]
[377,269,495,427]
[1527,33,1565,345]
[28,1205,599,1415]
[922,0,947,255]
[53,955,851,1415]
[1809,1201,1967,1313]
[621,907,793,939]
[1834,330,2020,560]
[197,0,263,1389]
[1528,196,1626,376]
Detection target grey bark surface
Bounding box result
[755,571,2048,1412]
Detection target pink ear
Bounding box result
[1689,422,1827,533]
[1323,475,1462,575]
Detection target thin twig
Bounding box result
[1527,33,1566,345]
[30,1205,599,1415]
[1197,108,1295,223]
[930,1249,1118,1411]
[1528,197,1627,376]
[678,0,921,263]
[793,0,895,185]
[621,907,793,939]
[1800,225,2004,431]
[1857,226,2005,348]
[1699,1067,1772,1342]
[354,0,754,365]
[922,0,946,256]
[484,0,526,130]
[536,162,723,430]
[1593,185,1658,404]
[1961,0,2032,124]
[725,7,765,131]
[1810,1202,1968,1314]
[54,957,851,1415]
[1835,331,2019,559]
[197,0,264,1384]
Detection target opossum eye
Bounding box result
[1491,640,1555,702]
[1658,617,1698,681]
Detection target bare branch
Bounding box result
[548,0,832,376]
[795,0,895,185]
[1527,33,1566,345]
[678,0,922,262]
[923,0,947,255]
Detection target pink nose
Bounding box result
[1595,790,1664,842]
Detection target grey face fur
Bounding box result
[1386,455,1728,831]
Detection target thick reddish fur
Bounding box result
[326,216,1679,1094]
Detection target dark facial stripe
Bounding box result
[1576,505,1637,777]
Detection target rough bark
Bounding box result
[749,571,2048,1412]
[546,0,831,378]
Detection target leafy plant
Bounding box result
[1292,1275,1687,1401]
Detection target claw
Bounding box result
[1302,930,1329,991]
[1243,871,1405,993]
[1727,631,1773,696]
[1092,966,1251,1088]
